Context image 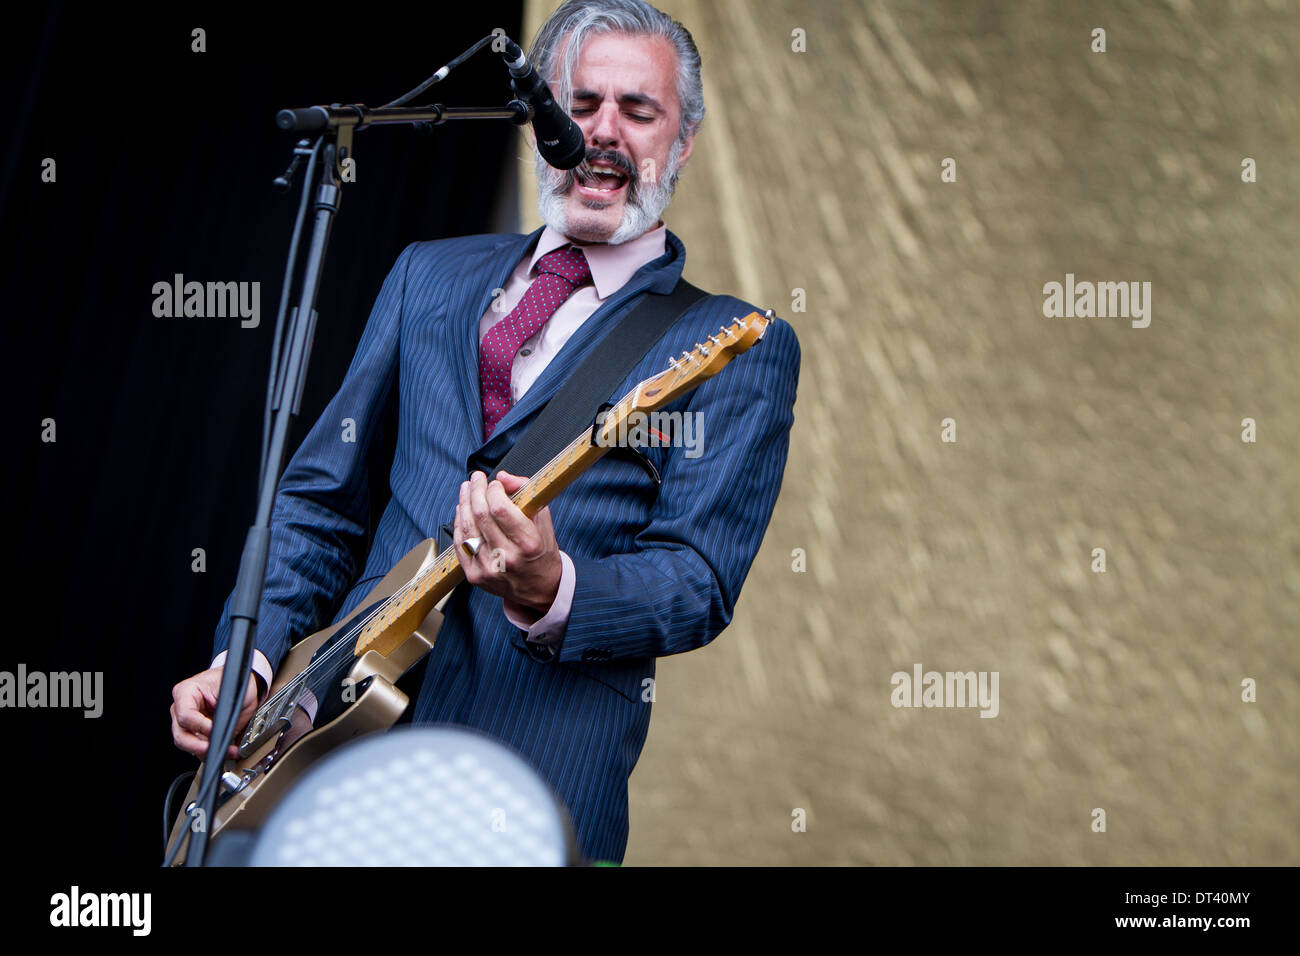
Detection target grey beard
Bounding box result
[535,139,684,244]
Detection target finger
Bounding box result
[534,504,556,546]
[457,479,479,541]
[495,470,529,493]
[176,733,210,759]
[484,475,538,553]
[171,703,210,758]
[178,709,213,740]
[469,471,510,554]
[458,479,473,533]
[198,673,258,717]
[174,696,213,738]
[177,676,211,707]
[174,686,215,738]
[453,481,466,548]
[453,485,479,575]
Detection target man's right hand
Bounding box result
[170,666,264,761]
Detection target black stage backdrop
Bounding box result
[2,2,523,865]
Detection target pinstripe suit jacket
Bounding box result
[212,226,801,862]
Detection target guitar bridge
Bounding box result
[238,714,291,757]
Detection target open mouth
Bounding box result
[574,162,630,196]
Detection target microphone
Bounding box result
[500,38,586,170]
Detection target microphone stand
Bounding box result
[180,94,530,867]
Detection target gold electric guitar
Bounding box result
[165,310,772,864]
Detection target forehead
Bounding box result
[560,31,680,108]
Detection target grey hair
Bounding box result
[527,0,705,144]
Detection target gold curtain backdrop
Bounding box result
[519,0,1299,865]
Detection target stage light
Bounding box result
[247,725,574,866]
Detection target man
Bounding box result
[170,0,800,863]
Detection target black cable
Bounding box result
[261,137,323,486]
[380,34,496,108]
[161,769,195,865]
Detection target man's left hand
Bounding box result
[454,470,562,614]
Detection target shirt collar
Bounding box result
[528,222,668,300]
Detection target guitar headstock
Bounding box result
[624,310,773,416]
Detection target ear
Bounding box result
[676,126,697,168]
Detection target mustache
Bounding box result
[569,148,637,188]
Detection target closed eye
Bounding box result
[571,108,654,123]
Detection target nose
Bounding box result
[584,101,622,152]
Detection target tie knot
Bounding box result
[536,245,591,287]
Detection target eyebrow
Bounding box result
[571,88,665,113]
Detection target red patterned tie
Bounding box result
[479,245,592,439]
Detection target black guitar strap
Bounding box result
[436,277,709,552]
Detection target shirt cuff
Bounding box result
[210,648,318,723]
[503,551,575,647]
[211,648,273,703]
